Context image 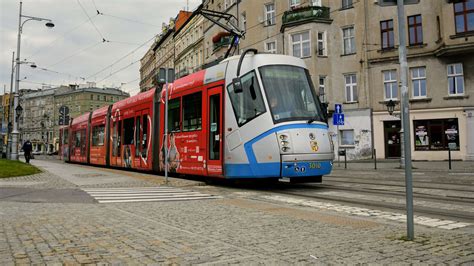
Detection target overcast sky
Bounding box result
[0,0,201,96]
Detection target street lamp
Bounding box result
[386,100,396,116]
[11,1,55,160]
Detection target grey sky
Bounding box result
[0,0,201,96]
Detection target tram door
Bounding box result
[207,86,223,176]
[133,110,150,168]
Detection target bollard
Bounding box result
[344,149,347,169]
[448,147,452,170]
[374,149,377,170]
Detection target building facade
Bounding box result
[20,83,129,153]
[139,0,474,161]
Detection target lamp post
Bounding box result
[11,1,54,160]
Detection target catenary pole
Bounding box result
[164,69,169,184]
[397,0,414,240]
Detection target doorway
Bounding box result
[384,120,401,158]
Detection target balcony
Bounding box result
[213,36,232,51]
[282,6,331,29]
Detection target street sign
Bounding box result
[335,104,343,114]
[332,113,344,126]
[377,0,420,6]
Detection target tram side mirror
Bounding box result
[321,102,329,123]
[232,77,243,93]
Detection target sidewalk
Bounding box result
[332,158,474,173]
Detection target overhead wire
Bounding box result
[97,59,141,83]
[25,15,98,60]
[46,40,102,68]
[77,0,107,41]
[100,13,162,28]
[86,34,157,79]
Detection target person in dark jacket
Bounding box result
[22,140,33,163]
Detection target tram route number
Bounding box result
[309,162,321,169]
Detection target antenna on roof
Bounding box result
[186,0,189,11]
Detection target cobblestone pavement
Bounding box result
[0,159,473,264]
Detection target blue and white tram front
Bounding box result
[223,52,334,181]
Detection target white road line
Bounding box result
[98,196,220,203]
[82,187,221,204]
[262,195,471,230]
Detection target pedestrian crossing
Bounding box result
[82,187,221,203]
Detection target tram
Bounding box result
[60,50,334,182]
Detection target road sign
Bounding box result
[333,113,344,126]
[335,104,343,114]
[377,0,419,6]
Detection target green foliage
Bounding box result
[0,159,41,178]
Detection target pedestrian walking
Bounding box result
[22,140,33,163]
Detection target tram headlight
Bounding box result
[280,140,289,147]
[281,147,291,152]
[279,134,288,141]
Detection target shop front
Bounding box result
[374,107,468,161]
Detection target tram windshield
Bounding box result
[259,65,323,123]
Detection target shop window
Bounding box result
[340,130,354,146]
[123,118,135,145]
[92,125,105,146]
[182,92,202,131]
[414,118,459,151]
[168,98,181,132]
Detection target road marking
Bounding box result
[82,187,221,203]
[262,195,471,230]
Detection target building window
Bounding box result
[264,3,276,26]
[344,74,357,103]
[319,76,326,103]
[447,63,464,95]
[317,32,326,56]
[454,1,474,34]
[90,94,93,100]
[342,26,356,55]
[290,0,300,9]
[241,12,247,31]
[265,41,277,53]
[414,119,459,151]
[340,129,354,146]
[291,31,311,58]
[381,20,394,49]
[182,92,202,131]
[342,0,353,9]
[311,0,322,6]
[411,67,427,98]
[383,70,398,100]
[408,15,423,45]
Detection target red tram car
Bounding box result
[60,52,333,181]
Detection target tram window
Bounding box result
[112,122,118,156]
[74,131,81,147]
[142,114,148,158]
[227,71,266,126]
[92,125,105,146]
[182,92,202,131]
[135,116,140,156]
[63,130,69,144]
[123,118,135,145]
[117,120,122,156]
[168,98,181,132]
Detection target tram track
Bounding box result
[324,176,474,193]
[266,186,474,222]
